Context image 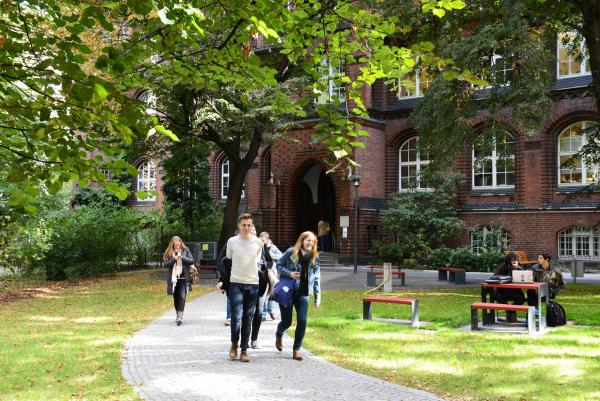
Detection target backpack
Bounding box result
[546,299,567,327]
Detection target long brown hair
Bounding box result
[163,236,189,261]
[292,231,318,265]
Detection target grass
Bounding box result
[0,270,211,401]
[303,285,600,401]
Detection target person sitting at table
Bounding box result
[526,253,565,310]
[494,252,525,322]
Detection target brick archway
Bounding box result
[282,158,345,252]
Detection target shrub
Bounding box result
[38,205,145,280]
[427,247,503,272]
[378,172,465,267]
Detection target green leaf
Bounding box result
[333,149,348,159]
[432,9,445,18]
[94,83,109,100]
[158,8,175,25]
[154,125,180,142]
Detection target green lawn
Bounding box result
[0,271,210,401]
[304,285,600,401]
[2,273,599,401]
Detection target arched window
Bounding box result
[221,159,245,200]
[472,133,515,188]
[558,227,600,259]
[470,225,510,254]
[398,136,430,191]
[136,90,156,115]
[558,121,599,185]
[261,148,272,185]
[137,160,157,201]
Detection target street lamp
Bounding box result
[349,173,361,273]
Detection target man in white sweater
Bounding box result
[224,213,263,362]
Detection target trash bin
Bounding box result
[571,259,584,283]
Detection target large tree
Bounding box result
[1,1,470,207]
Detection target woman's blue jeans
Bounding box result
[276,293,309,350]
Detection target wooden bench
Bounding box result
[471,302,537,335]
[367,265,406,286]
[197,263,218,278]
[363,296,419,327]
[438,267,466,284]
[504,250,537,266]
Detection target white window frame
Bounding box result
[491,54,513,86]
[314,60,345,104]
[472,135,515,189]
[470,226,510,254]
[398,69,431,99]
[221,159,245,200]
[136,161,157,202]
[558,227,600,260]
[557,121,600,186]
[398,136,431,191]
[557,33,591,79]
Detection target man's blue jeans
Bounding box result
[229,282,259,350]
[276,293,309,350]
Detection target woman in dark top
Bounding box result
[495,252,525,322]
[275,231,321,361]
[164,236,195,326]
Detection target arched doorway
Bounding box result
[294,164,336,251]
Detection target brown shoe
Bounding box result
[292,350,303,361]
[228,343,238,360]
[240,350,250,362]
[275,336,283,351]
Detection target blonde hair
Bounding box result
[292,231,318,265]
[163,236,189,261]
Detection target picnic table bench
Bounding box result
[363,296,419,327]
[437,267,466,284]
[471,302,537,335]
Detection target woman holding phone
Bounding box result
[164,236,195,326]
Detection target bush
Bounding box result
[378,172,465,267]
[38,205,146,280]
[427,247,503,272]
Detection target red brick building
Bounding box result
[133,37,600,266]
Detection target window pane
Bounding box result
[587,165,600,183]
[505,172,515,186]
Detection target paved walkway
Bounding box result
[122,267,600,401]
[122,268,445,401]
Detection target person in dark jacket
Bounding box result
[527,253,566,308]
[164,236,195,326]
[494,252,525,322]
[216,243,232,326]
[250,239,272,348]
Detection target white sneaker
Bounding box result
[250,341,260,349]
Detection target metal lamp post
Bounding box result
[349,174,361,273]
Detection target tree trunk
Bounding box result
[580,1,600,113]
[217,160,247,250]
[216,128,264,250]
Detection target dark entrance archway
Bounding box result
[294,164,336,251]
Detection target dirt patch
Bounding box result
[0,276,112,303]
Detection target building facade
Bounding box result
[133,36,600,266]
